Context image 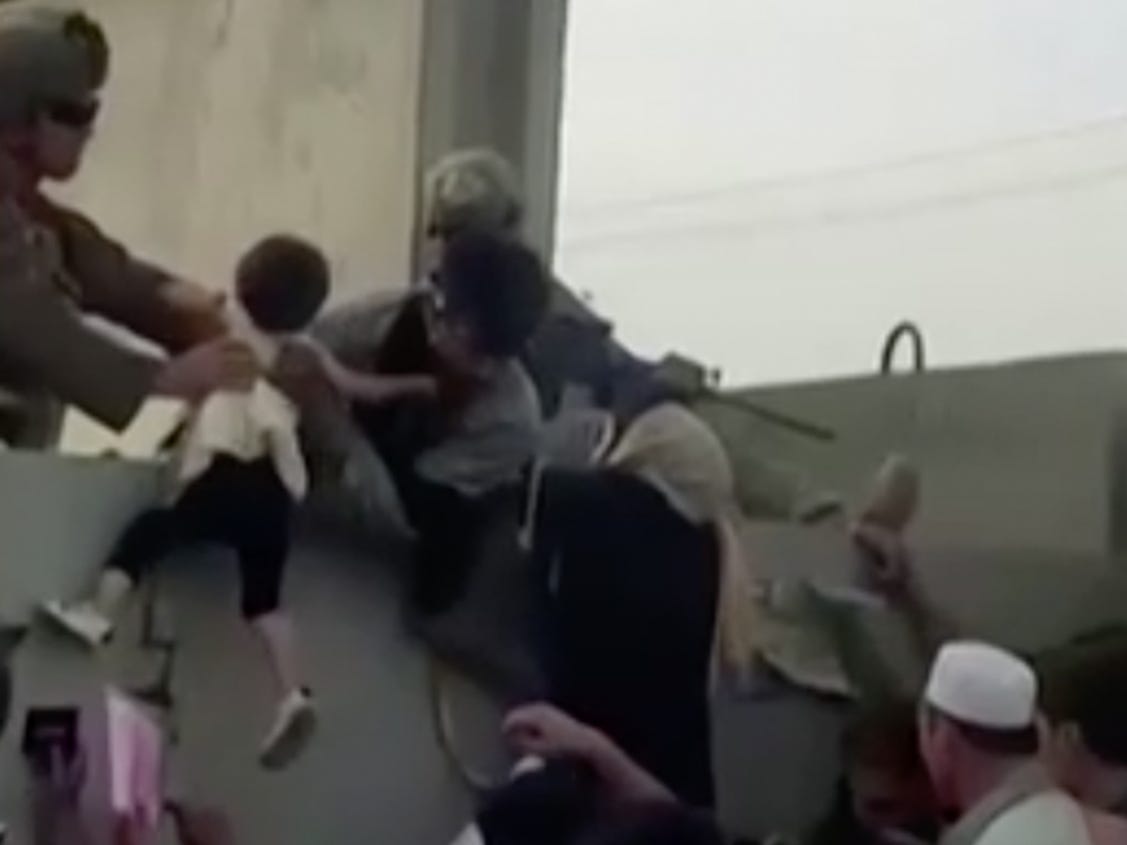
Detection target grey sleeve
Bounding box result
[311,291,403,370]
[416,365,542,496]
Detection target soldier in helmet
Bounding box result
[0,3,257,448]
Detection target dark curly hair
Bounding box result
[435,231,549,359]
[236,234,330,333]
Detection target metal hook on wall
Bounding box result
[879,321,926,375]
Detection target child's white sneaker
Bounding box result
[41,600,113,648]
[259,688,316,770]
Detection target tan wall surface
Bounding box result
[57,0,421,297]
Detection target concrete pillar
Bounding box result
[415,0,570,260]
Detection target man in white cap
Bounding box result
[919,641,1091,845]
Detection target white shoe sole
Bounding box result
[259,703,317,771]
[40,602,110,649]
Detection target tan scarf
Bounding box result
[606,402,760,679]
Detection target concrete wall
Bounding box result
[57,0,422,298]
[710,352,1127,556]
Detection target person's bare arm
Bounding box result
[323,358,436,406]
[503,704,677,806]
[803,522,956,702]
[279,337,435,407]
[851,522,956,663]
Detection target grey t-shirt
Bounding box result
[311,290,541,498]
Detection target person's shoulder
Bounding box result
[30,194,106,242]
[320,288,408,321]
[311,288,410,349]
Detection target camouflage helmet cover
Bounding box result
[0,3,108,129]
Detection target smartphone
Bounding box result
[21,706,79,770]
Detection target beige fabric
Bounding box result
[606,402,761,678]
[176,307,306,500]
[607,402,855,692]
[0,4,102,128]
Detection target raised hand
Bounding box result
[154,338,259,401]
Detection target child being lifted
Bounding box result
[44,234,433,769]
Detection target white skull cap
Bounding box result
[925,640,1037,730]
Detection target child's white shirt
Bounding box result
[175,305,307,500]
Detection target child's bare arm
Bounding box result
[335,369,436,406]
[290,337,435,406]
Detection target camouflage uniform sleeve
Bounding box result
[51,204,225,352]
[0,203,159,430]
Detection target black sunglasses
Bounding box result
[43,98,100,130]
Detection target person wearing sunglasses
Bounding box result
[417,148,669,422]
[0,4,254,449]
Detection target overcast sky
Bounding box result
[554,0,1127,385]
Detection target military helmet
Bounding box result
[0,4,107,129]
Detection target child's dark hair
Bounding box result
[236,234,330,333]
[436,231,549,359]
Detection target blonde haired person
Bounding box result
[522,401,759,808]
[423,147,524,240]
[420,148,664,418]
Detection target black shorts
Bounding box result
[105,456,293,619]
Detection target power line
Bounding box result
[560,111,1127,215]
[560,159,1127,253]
